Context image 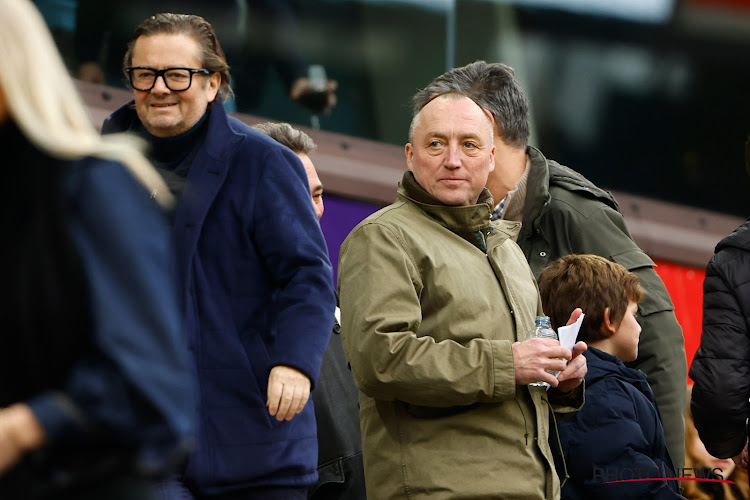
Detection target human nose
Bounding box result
[444,143,461,169]
[151,74,171,94]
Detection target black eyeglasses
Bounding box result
[125,67,212,91]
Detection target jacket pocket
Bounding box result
[240,331,283,429]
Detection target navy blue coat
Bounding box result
[103,100,336,494]
[552,348,682,499]
[0,126,195,496]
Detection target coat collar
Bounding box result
[171,99,241,288]
[520,146,552,233]
[102,98,238,162]
[584,347,652,397]
[103,98,241,292]
[397,171,494,232]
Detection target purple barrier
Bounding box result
[320,194,384,284]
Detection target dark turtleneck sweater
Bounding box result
[136,112,210,208]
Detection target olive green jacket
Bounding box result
[338,173,583,499]
[517,146,687,471]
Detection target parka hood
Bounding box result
[715,218,750,253]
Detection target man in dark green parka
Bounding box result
[412,61,687,471]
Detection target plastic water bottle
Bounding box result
[527,316,559,388]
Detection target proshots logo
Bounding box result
[592,466,735,485]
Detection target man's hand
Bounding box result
[513,338,571,387]
[556,341,588,393]
[266,365,311,422]
[0,403,45,476]
[513,308,588,388]
[733,442,748,472]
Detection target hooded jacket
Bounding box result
[518,146,686,470]
[103,100,336,494]
[338,172,583,500]
[690,219,750,458]
[553,348,682,500]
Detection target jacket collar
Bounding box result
[103,98,240,293]
[102,98,235,154]
[397,171,494,232]
[103,98,241,177]
[584,347,652,396]
[101,100,140,135]
[520,146,552,233]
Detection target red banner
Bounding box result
[653,260,705,384]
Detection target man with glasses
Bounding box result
[102,13,336,500]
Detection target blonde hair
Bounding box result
[0,0,172,207]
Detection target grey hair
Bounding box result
[253,122,317,155]
[411,60,530,148]
[408,92,493,143]
[0,0,172,206]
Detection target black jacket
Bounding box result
[308,309,366,499]
[553,348,682,500]
[690,219,750,458]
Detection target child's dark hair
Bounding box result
[538,254,645,343]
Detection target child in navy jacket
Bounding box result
[539,254,684,499]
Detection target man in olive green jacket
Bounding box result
[339,93,587,499]
[411,60,687,471]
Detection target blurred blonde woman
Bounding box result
[683,385,750,500]
[0,0,195,498]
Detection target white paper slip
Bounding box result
[558,313,585,360]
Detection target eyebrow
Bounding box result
[425,131,484,141]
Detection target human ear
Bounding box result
[601,307,617,334]
[405,143,414,172]
[206,72,221,102]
